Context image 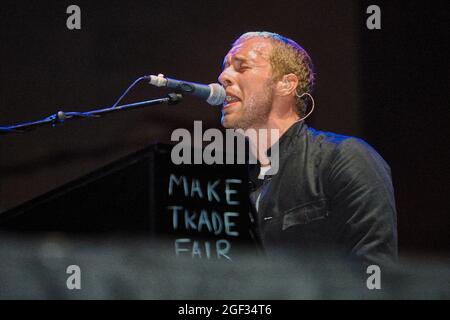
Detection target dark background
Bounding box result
[0,1,448,258]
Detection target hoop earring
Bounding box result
[295,91,315,122]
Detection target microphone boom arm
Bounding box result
[0,93,183,135]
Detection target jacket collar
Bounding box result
[249,120,308,186]
[267,120,307,157]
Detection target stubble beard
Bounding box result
[228,81,275,131]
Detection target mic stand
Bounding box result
[0,93,183,135]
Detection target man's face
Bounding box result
[218,37,275,129]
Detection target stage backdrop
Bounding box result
[0,0,448,257]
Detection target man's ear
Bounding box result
[275,73,299,96]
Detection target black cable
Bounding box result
[110,76,148,109]
[0,76,150,133]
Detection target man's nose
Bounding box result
[218,68,234,88]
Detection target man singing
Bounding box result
[219,31,398,266]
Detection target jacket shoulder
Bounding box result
[306,127,380,157]
[307,127,353,145]
[305,127,391,174]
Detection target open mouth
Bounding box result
[223,95,241,108]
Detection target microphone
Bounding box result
[146,74,225,106]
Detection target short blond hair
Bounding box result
[233,31,315,116]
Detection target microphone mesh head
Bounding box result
[207,83,226,106]
[149,74,167,87]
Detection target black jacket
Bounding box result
[249,121,398,267]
